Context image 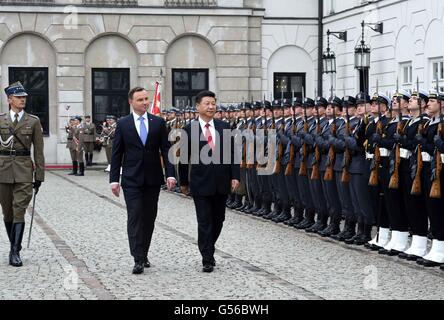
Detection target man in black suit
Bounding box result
[110,87,176,275]
[179,91,240,273]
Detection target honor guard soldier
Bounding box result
[377,90,411,255]
[303,97,329,234]
[330,96,362,241]
[317,96,344,237]
[252,100,273,217]
[272,99,294,223]
[341,93,374,245]
[100,115,117,173]
[395,89,430,260]
[66,116,78,175]
[415,90,444,267]
[82,115,96,166]
[284,97,306,227]
[73,116,85,176]
[293,97,316,230]
[0,81,45,267]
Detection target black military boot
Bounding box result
[295,208,315,229]
[256,202,271,217]
[306,212,328,234]
[75,162,85,176]
[240,201,253,213]
[226,194,235,208]
[265,203,281,220]
[4,221,12,242]
[331,219,356,241]
[288,207,304,226]
[273,204,292,223]
[9,222,25,267]
[319,215,341,237]
[234,196,245,211]
[354,224,373,245]
[344,222,364,245]
[68,161,78,175]
[229,194,242,209]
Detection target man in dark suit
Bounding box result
[110,87,176,275]
[179,91,240,273]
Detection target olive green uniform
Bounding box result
[0,112,45,223]
[66,124,76,162]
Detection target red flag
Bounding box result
[150,81,161,116]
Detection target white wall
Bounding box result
[322,0,444,97]
[263,0,318,18]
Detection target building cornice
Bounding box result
[0,5,265,17]
[322,0,407,24]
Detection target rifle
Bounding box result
[273,102,283,175]
[369,80,382,187]
[247,110,257,170]
[430,78,443,198]
[299,87,308,176]
[324,88,336,181]
[240,117,248,169]
[341,98,351,183]
[389,78,403,189]
[311,103,321,180]
[285,93,297,176]
[411,77,424,195]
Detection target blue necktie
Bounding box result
[139,117,147,145]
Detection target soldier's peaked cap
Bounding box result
[5,81,28,97]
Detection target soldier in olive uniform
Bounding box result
[82,115,96,166]
[0,82,45,267]
[100,115,117,173]
[66,117,78,175]
[73,116,85,176]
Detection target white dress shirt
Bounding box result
[10,110,24,123]
[133,112,149,138]
[198,117,217,147]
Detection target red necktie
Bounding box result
[204,123,215,150]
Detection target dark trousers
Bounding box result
[350,172,375,225]
[424,163,444,240]
[193,194,228,265]
[123,186,160,263]
[335,171,355,221]
[297,173,314,211]
[322,172,342,218]
[401,165,428,237]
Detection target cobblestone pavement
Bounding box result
[0,170,443,300]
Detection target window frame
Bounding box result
[172,68,209,109]
[273,73,306,100]
[91,68,130,128]
[8,67,49,136]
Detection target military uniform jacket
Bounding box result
[331,117,360,172]
[101,123,116,147]
[81,122,96,143]
[345,118,369,174]
[305,117,328,169]
[66,125,76,150]
[0,111,45,183]
[317,118,341,171]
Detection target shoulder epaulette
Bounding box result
[28,114,40,120]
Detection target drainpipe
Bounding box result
[317,0,323,97]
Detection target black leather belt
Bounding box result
[0,150,31,156]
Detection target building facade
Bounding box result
[0,0,441,163]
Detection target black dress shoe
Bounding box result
[202,264,214,273]
[440,264,444,271]
[132,262,144,274]
[144,259,151,268]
